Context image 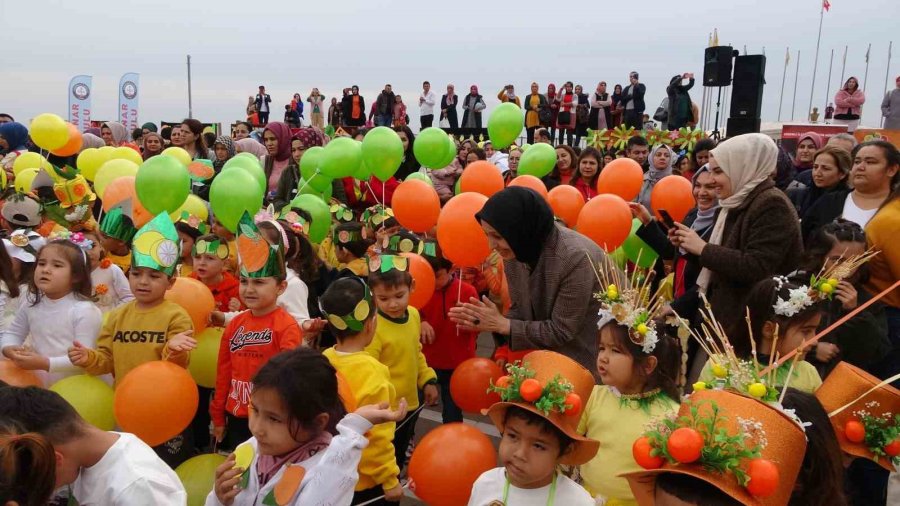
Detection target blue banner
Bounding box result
[118,72,140,132]
[68,75,92,131]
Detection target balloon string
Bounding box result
[355,480,411,506]
[760,279,900,375]
[381,180,386,225]
[456,267,463,336]
[364,181,381,205]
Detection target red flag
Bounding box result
[823,0,831,11]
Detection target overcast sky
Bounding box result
[2,0,896,132]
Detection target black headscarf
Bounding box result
[476,187,555,266]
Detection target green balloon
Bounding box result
[49,375,115,430]
[235,151,259,161]
[299,146,332,192]
[406,172,434,186]
[518,143,556,178]
[487,102,525,149]
[210,168,264,233]
[222,157,266,195]
[414,127,451,169]
[435,134,457,168]
[362,127,404,182]
[621,218,659,268]
[290,194,331,243]
[298,177,333,201]
[176,454,227,506]
[320,137,362,179]
[354,159,372,180]
[454,177,462,195]
[135,155,190,215]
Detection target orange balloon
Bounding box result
[0,361,43,387]
[651,175,696,222]
[164,277,215,334]
[459,161,504,197]
[408,423,497,506]
[392,179,440,233]
[596,158,644,200]
[402,252,435,309]
[449,358,503,413]
[508,175,549,200]
[113,361,199,447]
[100,176,152,227]
[336,371,357,412]
[547,184,586,226]
[576,193,632,251]
[437,193,490,267]
[51,124,83,157]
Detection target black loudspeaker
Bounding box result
[730,55,767,119]
[727,117,761,136]
[704,46,734,87]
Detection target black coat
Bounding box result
[461,94,485,129]
[622,83,646,113]
[341,94,366,126]
[800,188,851,244]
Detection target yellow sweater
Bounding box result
[865,199,900,308]
[323,348,399,492]
[108,252,131,273]
[83,300,193,385]
[577,386,679,504]
[365,308,436,410]
[317,237,341,269]
[697,357,822,393]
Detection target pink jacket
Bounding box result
[834,89,866,117]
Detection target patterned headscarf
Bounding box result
[292,128,324,148]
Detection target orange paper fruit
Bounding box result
[113,361,199,447]
[459,161,504,197]
[745,458,780,498]
[402,252,435,309]
[667,427,704,463]
[519,378,543,402]
[408,423,496,506]
[508,175,549,200]
[392,179,440,233]
[633,436,664,469]
[436,192,490,267]
[575,193,632,251]
[596,158,643,200]
[844,420,866,443]
[650,174,695,222]
[164,277,216,334]
[547,184,585,226]
[449,358,503,413]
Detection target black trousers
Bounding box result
[258,111,270,125]
[393,406,422,470]
[420,114,434,129]
[526,126,538,144]
[624,109,642,129]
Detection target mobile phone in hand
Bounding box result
[658,209,677,229]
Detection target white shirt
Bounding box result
[842,193,879,228]
[468,468,594,506]
[1,292,102,385]
[91,264,134,314]
[0,282,25,334]
[420,89,437,116]
[72,432,186,506]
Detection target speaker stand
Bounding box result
[710,86,724,142]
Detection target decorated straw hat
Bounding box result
[622,389,807,506]
[485,350,599,466]
[815,361,900,471]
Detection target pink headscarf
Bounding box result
[263,122,293,162]
[235,138,268,159]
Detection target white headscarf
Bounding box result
[697,133,777,293]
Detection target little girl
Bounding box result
[392,95,407,127]
[697,276,825,393]
[80,230,133,314]
[0,239,101,385]
[1,230,44,331]
[208,348,407,506]
[577,257,681,504]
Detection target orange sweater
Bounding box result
[211,307,301,426]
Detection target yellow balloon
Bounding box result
[98,146,115,155]
[14,168,39,193]
[163,147,191,167]
[0,168,6,189]
[187,327,222,388]
[77,148,111,181]
[12,152,52,176]
[94,159,139,198]
[111,146,144,166]
[49,375,115,430]
[170,194,210,222]
[29,113,69,150]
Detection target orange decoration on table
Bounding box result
[392,179,440,233]
[650,175,695,222]
[459,161,504,197]
[113,361,199,447]
[449,357,503,413]
[164,277,216,334]
[547,184,585,226]
[575,193,632,252]
[408,423,496,506]
[508,175,549,200]
[436,193,490,268]
[401,252,435,310]
[596,158,644,201]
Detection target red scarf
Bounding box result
[256,431,333,486]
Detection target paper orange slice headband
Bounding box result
[236,212,285,279]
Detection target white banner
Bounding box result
[118,72,140,131]
[67,75,92,131]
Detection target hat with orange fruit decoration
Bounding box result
[815,361,900,471]
[622,389,807,505]
[485,350,599,465]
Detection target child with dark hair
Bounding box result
[420,242,478,423]
[0,430,57,506]
[1,229,44,330]
[209,347,407,505]
[0,386,186,504]
[82,229,133,314]
[334,222,372,276]
[366,255,438,471]
[190,233,242,313]
[97,204,137,272]
[320,277,405,504]
[471,351,596,504]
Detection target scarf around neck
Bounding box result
[256,430,333,486]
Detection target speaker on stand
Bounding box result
[702,46,735,141]
[727,54,767,136]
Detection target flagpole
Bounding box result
[839,45,848,86]
[883,41,894,128]
[778,47,789,121]
[863,43,872,93]
[187,54,193,119]
[808,2,825,123]
[791,50,801,121]
[824,48,834,121]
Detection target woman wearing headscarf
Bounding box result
[393,125,419,181]
[141,133,165,160]
[100,121,129,147]
[786,131,824,192]
[589,81,613,132]
[440,84,459,134]
[327,97,342,127]
[211,135,235,173]
[833,76,866,133]
[610,84,625,127]
[523,83,547,144]
[234,137,268,159]
[272,128,323,211]
[0,122,30,177]
[543,83,558,141]
[671,133,802,336]
[261,122,294,203]
[448,186,605,373]
[636,144,675,212]
[461,85,486,139]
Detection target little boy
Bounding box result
[333,221,372,276]
[210,212,301,451]
[469,351,597,505]
[97,203,137,272]
[365,255,438,469]
[0,386,187,505]
[320,277,403,504]
[190,233,242,313]
[420,242,478,423]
